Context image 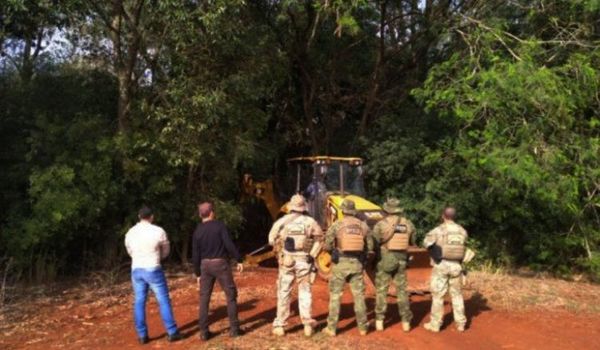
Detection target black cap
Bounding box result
[138,206,153,219]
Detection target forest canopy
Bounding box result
[1,0,598,283]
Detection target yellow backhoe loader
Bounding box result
[244,156,431,293]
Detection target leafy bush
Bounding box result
[364,1,600,279]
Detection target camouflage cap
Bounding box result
[289,194,307,212]
[382,198,403,214]
[340,199,357,215]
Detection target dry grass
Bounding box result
[464,270,600,314]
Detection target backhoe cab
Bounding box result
[286,156,384,229]
[284,156,384,279]
[243,156,431,293]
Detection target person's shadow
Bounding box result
[457,291,490,330]
[175,296,309,337]
[285,297,377,336]
[173,298,261,339]
[244,296,335,335]
[331,297,377,335]
[284,300,337,334]
[238,301,278,333]
[167,289,491,339]
[380,291,491,330]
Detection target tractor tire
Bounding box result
[315,250,333,280]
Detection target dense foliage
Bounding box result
[1,0,598,283]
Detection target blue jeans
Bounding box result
[131,267,178,338]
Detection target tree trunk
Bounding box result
[179,164,197,265]
[300,72,319,153]
[357,0,387,139]
[116,68,133,133]
[108,0,144,134]
[20,38,33,83]
[19,30,43,84]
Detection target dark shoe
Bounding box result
[230,328,245,338]
[138,336,149,345]
[167,331,183,342]
[200,331,213,341]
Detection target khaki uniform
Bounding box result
[324,216,373,333]
[423,221,468,330]
[372,215,416,324]
[268,213,323,328]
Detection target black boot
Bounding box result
[167,331,183,342]
[199,330,213,341]
[230,328,245,338]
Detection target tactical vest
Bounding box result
[439,223,466,261]
[383,216,410,251]
[336,216,366,252]
[282,216,309,256]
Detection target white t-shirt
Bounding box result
[125,220,170,269]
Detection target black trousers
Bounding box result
[199,258,240,332]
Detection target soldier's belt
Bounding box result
[339,252,363,259]
[283,252,310,260]
[381,248,409,254]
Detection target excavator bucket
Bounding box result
[245,250,276,267]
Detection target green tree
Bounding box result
[1,66,122,281]
[407,0,600,277]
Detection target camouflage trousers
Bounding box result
[428,260,466,328]
[326,257,368,332]
[375,253,412,322]
[273,256,315,328]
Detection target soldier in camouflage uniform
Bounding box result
[372,198,416,332]
[423,207,468,332]
[268,194,323,337]
[322,199,373,336]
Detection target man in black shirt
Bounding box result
[192,201,244,340]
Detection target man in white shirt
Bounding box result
[125,206,182,344]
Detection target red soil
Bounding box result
[1,267,599,350]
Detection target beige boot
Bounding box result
[402,321,410,332]
[375,320,384,331]
[456,324,465,332]
[322,327,336,337]
[423,322,439,333]
[359,329,368,336]
[272,327,285,336]
[303,325,313,337]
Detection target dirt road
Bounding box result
[1,267,599,350]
